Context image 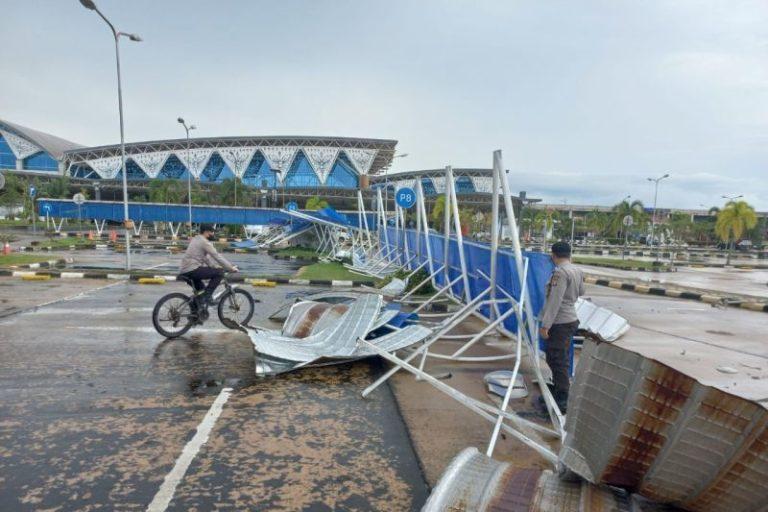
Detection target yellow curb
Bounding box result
[634,285,650,293]
[249,279,277,287]
[608,281,624,289]
[741,302,765,312]
[584,276,598,284]
[138,277,166,285]
[665,290,682,297]
[700,294,722,304]
[22,274,52,281]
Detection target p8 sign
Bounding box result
[395,187,416,209]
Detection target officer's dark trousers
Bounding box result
[181,267,223,298]
[546,321,580,403]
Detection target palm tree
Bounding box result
[585,209,610,239]
[715,200,757,265]
[610,199,646,239]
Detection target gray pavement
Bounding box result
[585,283,768,359]
[580,264,768,300]
[0,279,427,511]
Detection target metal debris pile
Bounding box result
[248,291,431,375]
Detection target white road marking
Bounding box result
[27,307,154,316]
[146,387,233,512]
[0,281,126,323]
[65,325,233,334]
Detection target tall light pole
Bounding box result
[79,0,141,271]
[647,173,670,249]
[177,118,196,230]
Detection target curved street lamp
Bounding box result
[79,0,141,270]
[646,173,670,249]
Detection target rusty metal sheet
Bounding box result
[421,447,664,512]
[562,339,768,511]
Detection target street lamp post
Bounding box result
[647,174,670,257]
[177,118,196,231]
[79,0,141,271]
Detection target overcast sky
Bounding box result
[2,1,767,209]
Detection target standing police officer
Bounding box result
[539,241,584,413]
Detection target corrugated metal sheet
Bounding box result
[421,447,675,512]
[575,297,630,342]
[562,339,768,511]
[249,293,432,375]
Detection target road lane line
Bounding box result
[146,387,233,512]
[0,281,126,322]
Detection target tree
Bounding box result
[715,200,758,265]
[305,196,329,210]
[610,199,647,239]
[666,211,694,243]
[585,209,610,238]
[533,209,560,248]
[431,195,446,230]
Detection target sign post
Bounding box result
[29,185,37,234]
[73,193,86,234]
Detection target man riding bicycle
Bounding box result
[179,224,238,307]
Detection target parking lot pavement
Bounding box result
[585,284,768,359]
[580,264,768,300]
[0,281,427,511]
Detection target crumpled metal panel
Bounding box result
[281,302,348,338]
[576,298,630,342]
[421,447,671,512]
[561,339,768,511]
[357,325,432,355]
[268,291,360,321]
[249,293,382,362]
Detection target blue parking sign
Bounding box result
[395,187,416,209]
[29,186,36,198]
[286,201,298,211]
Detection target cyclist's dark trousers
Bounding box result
[182,267,223,299]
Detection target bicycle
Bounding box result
[152,271,256,338]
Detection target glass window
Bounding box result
[200,153,226,182]
[158,154,187,179]
[284,152,320,189]
[23,151,59,172]
[421,178,436,196]
[455,176,475,194]
[325,157,358,188]
[0,136,16,169]
[242,154,278,188]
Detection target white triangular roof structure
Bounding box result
[131,151,171,179]
[176,148,214,179]
[219,147,257,179]
[303,147,339,184]
[86,156,123,179]
[0,129,42,160]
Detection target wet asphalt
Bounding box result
[0,280,428,511]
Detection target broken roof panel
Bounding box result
[561,337,768,511]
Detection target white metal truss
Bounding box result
[131,151,171,178]
[218,147,257,178]
[0,129,41,160]
[303,147,340,184]
[86,156,123,179]
[260,146,299,182]
[176,148,213,179]
[361,151,566,462]
[343,148,377,175]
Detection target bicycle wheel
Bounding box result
[153,292,196,338]
[217,288,255,327]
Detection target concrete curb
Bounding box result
[0,269,365,287]
[584,275,768,313]
[5,258,73,269]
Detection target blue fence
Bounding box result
[36,199,376,228]
[381,227,555,334]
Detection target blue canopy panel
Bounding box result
[36,199,291,225]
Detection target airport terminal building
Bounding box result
[0,118,503,206]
